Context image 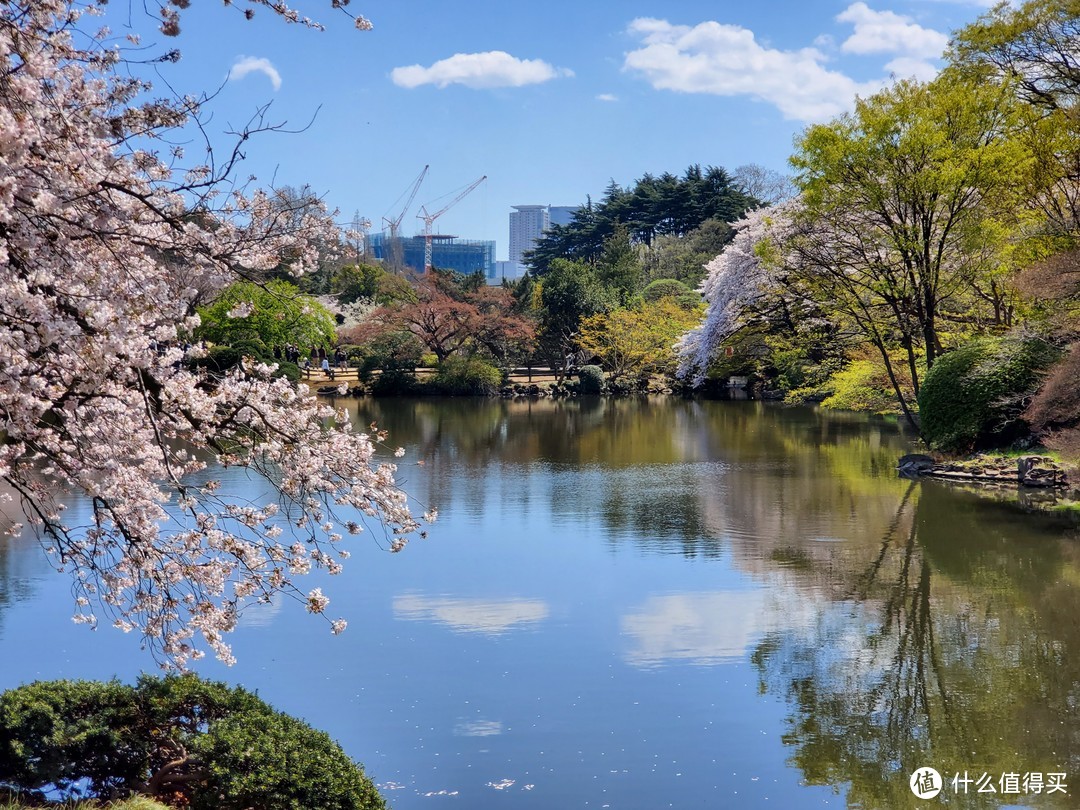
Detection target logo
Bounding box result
[911,767,943,799]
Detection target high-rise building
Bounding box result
[508,204,581,275]
[509,205,549,269]
[547,205,580,228]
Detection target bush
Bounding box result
[577,364,605,394]
[369,368,420,396]
[642,278,692,302]
[819,358,916,414]
[919,335,1062,452]
[432,356,502,396]
[0,676,385,810]
[0,679,145,799]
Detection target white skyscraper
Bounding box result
[509,205,550,270]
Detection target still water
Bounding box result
[1,397,1078,809]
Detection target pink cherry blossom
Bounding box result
[0,0,417,669]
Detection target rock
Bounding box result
[898,452,1069,489]
[898,454,936,477]
[1018,456,1068,488]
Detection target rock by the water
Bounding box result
[898,452,1068,489]
[898,454,936,477]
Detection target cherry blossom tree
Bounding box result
[0,0,424,668]
[676,204,796,384]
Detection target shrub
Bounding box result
[0,679,145,799]
[643,278,692,302]
[369,368,420,396]
[433,356,502,396]
[0,676,385,810]
[919,335,1062,452]
[577,364,605,394]
[819,358,916,414]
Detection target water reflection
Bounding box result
[752,479,1080,808]
[621,586,821,667]
[3,395,1078,810]
[392,593,549,634]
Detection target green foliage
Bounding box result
[432,356,503,396]
[333,263,385,305]
[0,676,384,810]
[534,259,616,374]
[790,73,1034,427]
[0,679,145,798]
[641,218,735,288]
[642,278,692,302]
[526,165,754,274]
[196,280,336,352]
[919,335,1062,451]
[819,359,916,415]
[190,711,384,810]
[576,365,605,394]
[576,299,702,379]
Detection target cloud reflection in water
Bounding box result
[393,593,549,635]
[622,586,819,667]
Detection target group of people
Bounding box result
[274,344,348,378]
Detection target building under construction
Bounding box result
[369,233,495,277]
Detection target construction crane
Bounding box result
[416,175,487,273]
[381,165,429,271]
[348,210,372,264]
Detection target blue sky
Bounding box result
[106,0,1000,260]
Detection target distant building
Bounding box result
[509,205,550,269]
[508,204,581,276]
[489,260,525,286]
[369,233,494,277]
[547,205,580,228]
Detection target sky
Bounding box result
[100,0,1002,261]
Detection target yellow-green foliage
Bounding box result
[819,356,920,415]
[577,299,702,378]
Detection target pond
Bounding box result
[1,397,1078,809]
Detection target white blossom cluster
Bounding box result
[676,203,797,385]
[0,1,421,668]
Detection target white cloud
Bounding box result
[623,17,881,122]
[391,51,573,89]
[884,55,941,80]
[227,56,282,91]
[596,93,619,102]
[837,2,949,58]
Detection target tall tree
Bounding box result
[789,75,1032,426]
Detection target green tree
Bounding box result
[790,74,1033,428]
[333,262,385,304]
[577,299,702,379]
[196,279,336,352]
[534,259,615,380]
[596,222,644,304]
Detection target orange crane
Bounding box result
[381,165,429,271]
[416,175,487,272]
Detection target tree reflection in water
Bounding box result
[753,481,1080,808]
